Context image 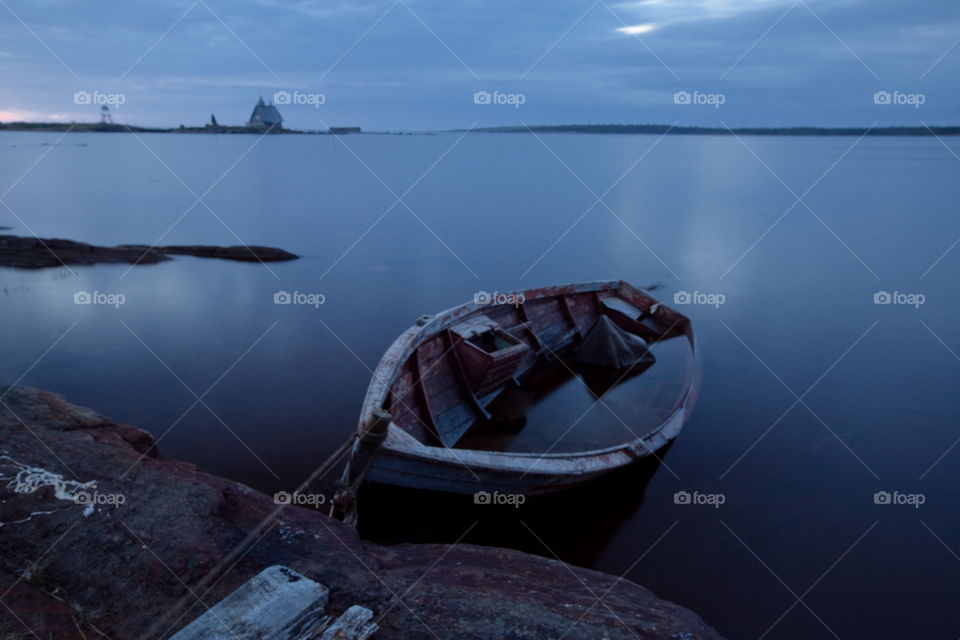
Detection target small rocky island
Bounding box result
[0,386,724,640]
[0,235,297,269]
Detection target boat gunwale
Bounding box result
[358,279,698,464]
[373,404,688,475]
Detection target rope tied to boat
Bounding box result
[330,408,391,525]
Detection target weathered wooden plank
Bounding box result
[417,334,446,358]
[412,347,438,436]
[389,371,416,405]
[568,293,597,332]
[538,319,576,345]
[420,363,460,394]
[524,298,563,319]
[170,565,329,640]
[527,309,566,334]
[429,383,468,415]
[444,330,491,422]
[601,295,643,318]
[387,388,421,425]
[319,605,378,640]
[433,401,476,446]
[486,306,522,327]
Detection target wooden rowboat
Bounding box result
[333,280,698,516]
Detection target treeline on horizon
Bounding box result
[471,124,960,136]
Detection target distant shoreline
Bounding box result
[3,121,959,137]
[465,124,960,136]
[0,122,340,134]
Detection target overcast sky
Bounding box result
[1,0,957,130]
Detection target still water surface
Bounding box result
[1,131,958,639]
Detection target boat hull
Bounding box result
[366,401,690,496]
[336,280,699,505]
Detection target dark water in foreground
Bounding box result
[1,131,959,639]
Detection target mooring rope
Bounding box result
[330,408,391,526]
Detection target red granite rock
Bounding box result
[0,386,723,640]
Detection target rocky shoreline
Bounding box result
[0,386,724,640]
[0,235,298,269]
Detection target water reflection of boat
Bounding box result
[358,448,671,568]
[333,281,698,517]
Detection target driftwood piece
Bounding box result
[170,565,329,640]
[320,605,378,640]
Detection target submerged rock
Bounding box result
[0,386,724,640]
[0,235,297,269]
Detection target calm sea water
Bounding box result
[1,131,958,639]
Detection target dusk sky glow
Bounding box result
[1,0,957,130]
